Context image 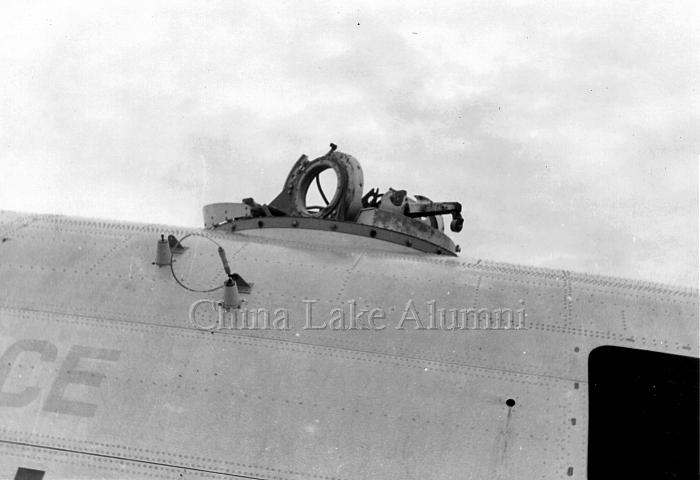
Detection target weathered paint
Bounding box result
[0,211,696,479]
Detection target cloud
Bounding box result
[0,0,696,285]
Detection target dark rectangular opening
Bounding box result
[588,345,699,479]
[14,468,45,480]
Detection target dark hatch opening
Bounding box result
[588,345,699,479]
[15,468,45,480]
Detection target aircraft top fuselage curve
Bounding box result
[0,147,697,480]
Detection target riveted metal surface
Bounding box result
[0,211,696,479]
[226,216,457,255]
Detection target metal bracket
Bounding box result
[229,273,253,294]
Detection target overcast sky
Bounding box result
[0,1,697,286]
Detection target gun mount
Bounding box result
[203,144,463,255]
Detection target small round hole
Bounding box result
[257,221,264,228]
[369,230,377,238]
[506,398,516,407]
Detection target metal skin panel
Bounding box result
[0,212,697,479]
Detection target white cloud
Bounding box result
[0,0,697,285]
